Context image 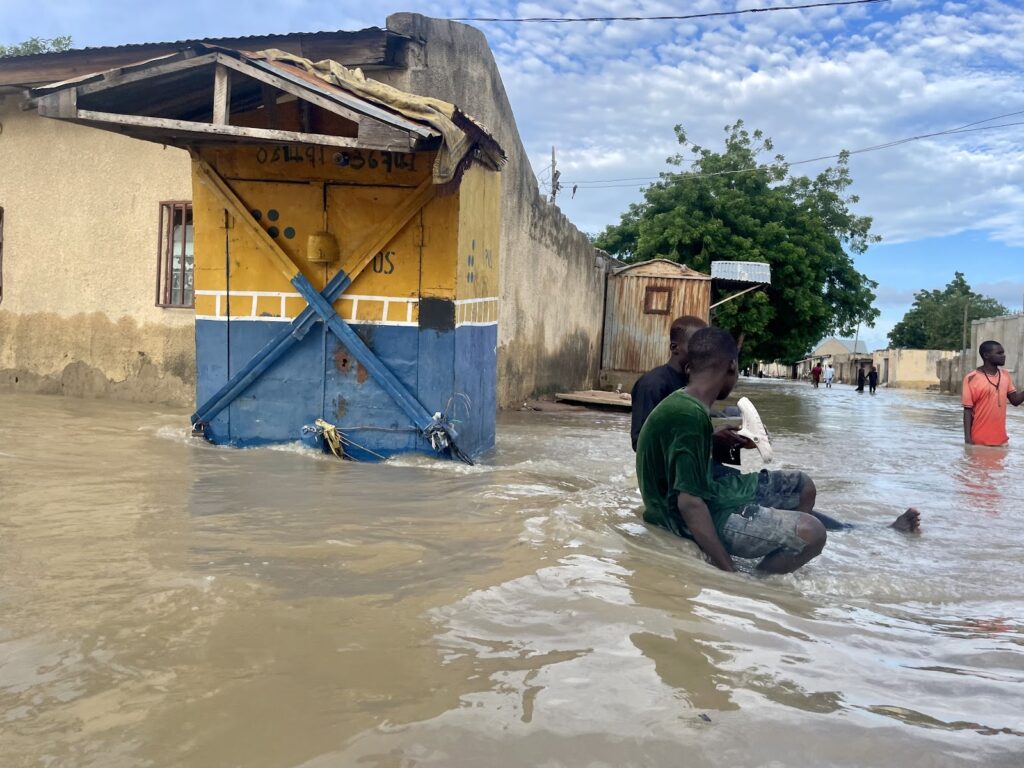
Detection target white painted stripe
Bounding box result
[197,315,494,328]
[196,314,295,323]
[454,297,499,305]
[196,290,300,298]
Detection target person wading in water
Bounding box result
[635,327,922,573]
[963,340,1024,446]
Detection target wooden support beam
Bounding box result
[71,53,220,97]
[212,63,231,125]
[261,83,278,129]
[74,109,364,149]
[36,87,76,118]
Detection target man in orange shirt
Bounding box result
[962,340,1024,446]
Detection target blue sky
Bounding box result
[3,0,1022,352]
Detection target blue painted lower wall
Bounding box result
[195,319,497,459]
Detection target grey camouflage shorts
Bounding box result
[718,470,811,558]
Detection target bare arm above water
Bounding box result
[1009,390,1024,407]
[963,408,973,444]
[677,492,736,572]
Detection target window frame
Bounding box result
[643,285,672,315]
[155,201,195,309]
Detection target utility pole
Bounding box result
[550,146,561,203]
[962,299,971,352]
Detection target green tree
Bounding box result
[594,121,880,362]
[888,272,1007,350]
[0,36,72,58]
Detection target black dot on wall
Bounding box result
[284,227,296,239]
[251,209,262,221]
[268,226,280,238]
[267,209,280,221]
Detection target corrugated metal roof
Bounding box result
[0,28,390,62]
[710,260,772,284]
[612,258,709,278]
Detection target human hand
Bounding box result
[713,425,756,450]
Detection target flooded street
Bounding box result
[2,380,1023,767]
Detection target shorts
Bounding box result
[754,469,808,510]
[718,470,811,558]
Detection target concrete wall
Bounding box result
[0,94,196,404]
[872,348,957,390]
[937,315,1024,396]
[382,13,613,405]
[971,314,1024,380]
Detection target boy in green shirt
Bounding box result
[636,327,921,573]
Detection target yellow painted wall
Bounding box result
[0,97,195,403]
[455,164,500,325]
[193,145,457,324]
[873,348,957,389]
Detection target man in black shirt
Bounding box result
[630,316,860,531]
[630,316,749,466]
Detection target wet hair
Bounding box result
[687,327,738,374]
[979,340,1001,357]
[669,315,707,344]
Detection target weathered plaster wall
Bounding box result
[0,94,195,404]
[937,316,1023,396]
[872,348,956,389]
[382,13,613,405]
[971,315,1024,379]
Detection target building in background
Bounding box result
[0,14,616,414]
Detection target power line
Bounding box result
[452,0,887,23]
[561,117,1024,189]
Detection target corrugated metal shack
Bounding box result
[600,259,710,389]
[31,44,504,461]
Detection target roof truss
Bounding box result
[32,49,438,152]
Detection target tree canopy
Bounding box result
[887,272,1007,350]
[594,121,880,363]
[0,36,72,58]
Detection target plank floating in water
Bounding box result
[555,390,634,409]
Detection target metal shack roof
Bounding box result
[710,260,772,284]
[0,28,405,87]
[612,258,710,279]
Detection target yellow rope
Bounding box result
[314,418,344,458]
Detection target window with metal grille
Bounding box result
[156,202,194,308]
[643,285,672,315]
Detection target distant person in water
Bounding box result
[856,365,866,393]
[963,340,1024,446]
[824,364,835,388]
[635,327,921,574]
[868,366,879,394]
[811,362,823,389]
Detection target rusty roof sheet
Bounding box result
[0,28,391,62]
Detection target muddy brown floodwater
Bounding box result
[2,379,1023,767]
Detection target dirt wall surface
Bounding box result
[382,13,613,406]
[0,95,195,404]
[0,310,194,403]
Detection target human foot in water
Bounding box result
[890,508,921,533]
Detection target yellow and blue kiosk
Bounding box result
[34,46,503,460]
